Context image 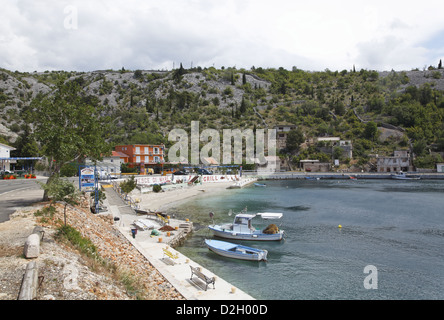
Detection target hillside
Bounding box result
[1,65,444,170]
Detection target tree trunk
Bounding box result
[42,173,56,201]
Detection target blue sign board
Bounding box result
[80,167,95,191]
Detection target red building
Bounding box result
[114,144,165,171]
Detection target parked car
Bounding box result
[197,168,213,175]
[173,170,189,175]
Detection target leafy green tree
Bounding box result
[30,80,111,200]
[121,163,138,173]
[120,175,137,195]
[60,163,78,177]
[333,147,343,160]
[364,121,378,141]
[412,139,427,156]
[285,128,304,153]
[11,124,40,169]
[134,69,143,79]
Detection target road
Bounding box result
[0,177,48,223]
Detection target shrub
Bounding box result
[152,184,162,193]
[120,175,137,194]
[56,224,98,259]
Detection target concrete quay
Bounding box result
[103,186,255,300]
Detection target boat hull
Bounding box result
[391,175,420,180]
[208,225,284,241]
[205,239,268,261]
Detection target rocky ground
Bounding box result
[0,196,184,300]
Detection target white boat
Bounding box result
[254,182,266,187]
[208,209,284,241]
[391,171,420,180]
[205,239,268,261]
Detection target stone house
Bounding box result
[376,150,413,173]
[299,159,331,172]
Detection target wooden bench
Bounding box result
[190,266,215,291]
[162,247,179,264]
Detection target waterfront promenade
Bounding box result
[103,184,255,300]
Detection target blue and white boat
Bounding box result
[208,209,284,241]
[205,239,268,261]
[254,182,267,187]
[391,171,420,180]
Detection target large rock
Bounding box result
[24,233,40,258]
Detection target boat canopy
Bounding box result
[207,239,238,251]
[256,212,283,220]
[235,213,256,220]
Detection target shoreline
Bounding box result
[251,172,444,180]
[134,181,241,214]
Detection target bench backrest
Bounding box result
[190,266,213,282]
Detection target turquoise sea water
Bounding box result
[170,179,444,300]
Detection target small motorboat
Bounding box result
[205,239,268,261]
[254,182,267,187]
[391,171,420,180]
[208,208,284,241]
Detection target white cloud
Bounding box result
[1,0,443,72]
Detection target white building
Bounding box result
[85,151,123,177]
[437,163,444,173]
[0,142,16,172]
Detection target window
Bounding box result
[144,147,148,154]
[136,156,141,163]
[135,147,140,154]
[154,147,159,154]
[154,156,160,163]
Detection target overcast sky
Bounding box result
[1,0,443,72]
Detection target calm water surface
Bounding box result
[170,179,444,300]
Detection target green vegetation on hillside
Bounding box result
[1,65,443,170]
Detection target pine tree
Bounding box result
[439,59,442,69]
[240,97,247,114]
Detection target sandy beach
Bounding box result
[134,181,237,213]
